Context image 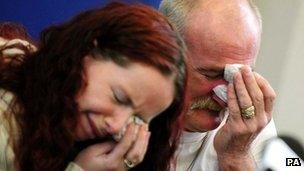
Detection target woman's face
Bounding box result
[75,55,175,141]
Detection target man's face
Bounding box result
[183,4,260,132]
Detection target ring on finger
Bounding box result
[124,158,135,168]
[241,105,255,119]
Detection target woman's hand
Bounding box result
[214,66,276,170]
[74,123,150,171]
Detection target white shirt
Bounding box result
[173,111,277,171]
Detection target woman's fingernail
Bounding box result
[142,123,149,131]
[134,124,140,137]
[146,131,151,139]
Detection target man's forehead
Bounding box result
[187,41,256,63]
[185,20,258,60]
[184,0,260,60]
[188,51,255,71]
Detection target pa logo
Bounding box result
[286,158,302,166]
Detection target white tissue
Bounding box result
[213,85,228,103]
[212,64,243,103]
[224,64,243,83]
[112,115,145,141]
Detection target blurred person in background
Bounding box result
[0,22,37,66]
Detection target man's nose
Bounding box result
[210,78,228,89]
[217,78,228,86]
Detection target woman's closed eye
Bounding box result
[81,110,97,116]
[112,87,133,106]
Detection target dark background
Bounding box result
[0,0,162,39]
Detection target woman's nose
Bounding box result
[104,109,132,135]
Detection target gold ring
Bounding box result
[241,105,255,119]
[124,158,135,168]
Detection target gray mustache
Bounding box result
[190,97,222,112]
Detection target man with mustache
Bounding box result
[160,0,277,170]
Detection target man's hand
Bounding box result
[214,66,276,171]
[74,123,150,171]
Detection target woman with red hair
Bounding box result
[0,2,185,171]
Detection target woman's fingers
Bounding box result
[74,142,116,170]
[87,142,116,157]
[125,124,150,164]
[109,123,139,159]
[75,122,151,170]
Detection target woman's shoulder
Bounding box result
[0,88,18,144]
[0,88,16,171]
[0,88,15,115]
[0,88,19,136]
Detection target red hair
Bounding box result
[0,22,33,41]
[0,2,185,171]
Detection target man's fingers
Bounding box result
[241,66,264,117]
[234,71,253,112]
[227,82,242,122]
[254,72,276,117]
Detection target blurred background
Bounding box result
[1,0,303,144]
[256,0,304,144]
